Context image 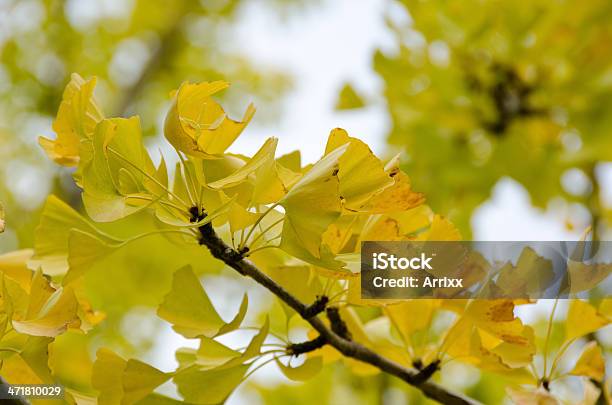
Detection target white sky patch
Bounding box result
[226,0,394,164]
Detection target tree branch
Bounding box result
[197,222,482,405]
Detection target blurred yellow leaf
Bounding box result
[565,300,609,342]
[569,341,605,381]
[39,73,104,167]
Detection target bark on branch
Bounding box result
[197,222,482,405]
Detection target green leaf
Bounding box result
[177,317,268,373]
[64,229,118,284]
[0,335,54,384]
[122,359,172,405]
[174,364,249,404]
[157,266,248,338]
[92,348,127,405]
[30,195,117,276]
[81,117,154,222]
[275,356,323,381]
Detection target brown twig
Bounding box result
[197,222,481,405]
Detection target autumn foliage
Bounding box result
[0,73,609,405]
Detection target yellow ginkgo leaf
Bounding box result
[442,319,534,382]
[174,363,249,405]
[358,155,425,213]
[463,299,535,348]
[0,335,54,385]
[224,198,261,234]
[264,266,322,319]
[496,247,555,298]
[39,73,104,166]
[275,356,323,381]
[177,317,268,375]
[569,341,605,381]
[418,215,462,241]
[157,266,248,338]
[385,300,439,348]
[565,300,609,342]
[12,271,80,337]
[208,138,277,188]
[64,229,118,284]
[92,348,171,405]
[30,195,113,276]
[324,128,394,211]
[81,117,154,222]
[164,81,255,158]
[600,299,612,318]
[567,260,612,294]
[279,143,348,267]
[0,249,34,292]
[335,83,365,110]
[180,338,242,370]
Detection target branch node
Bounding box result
[326,307,351,340]
[413,359,441,385]
[303,295,329,318]
[287,335,327,356]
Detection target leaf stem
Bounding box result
[248,217,285,249]
[107,147,190,209]
[543,298,559,380]
[240,202,281,250]
[243,245,280,257]
[119,229,196,247]
[242,355,284,382]
[176,150,199,207]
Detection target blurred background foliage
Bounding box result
[0,0,294,390]
[374,0,612,236]
[0,0,611,404]
[0,0,291,250]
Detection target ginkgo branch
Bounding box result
[287,335,327,356]
[197,222,482,405]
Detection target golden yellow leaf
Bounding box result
[39,73,104,166]
[569,341,605,381]
[12,271,80,337]
[164,81,255,158]
[566,300,609,342]
[0,250,34,292]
